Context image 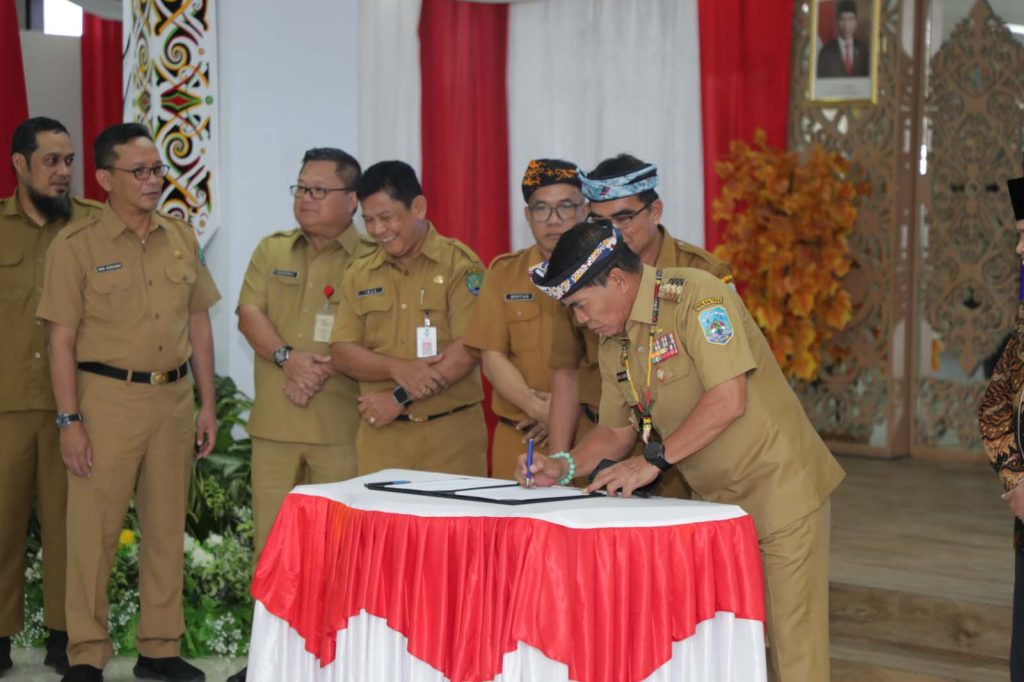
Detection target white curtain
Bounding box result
[358,0,423,175]
[507,0,705,252]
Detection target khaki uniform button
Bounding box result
[33,352,41,359]
[401,303,408,310]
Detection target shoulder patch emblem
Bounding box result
[694,296,723,312]
[659,277,686,302]
[698,305,734,345]
[466,271,483,296]
[272,268,298,278]
[96,262,123,273]
[358,287,384,297]
[505,292,533,302]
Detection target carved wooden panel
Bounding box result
[923,0,1024,376]
[788,0,915,451]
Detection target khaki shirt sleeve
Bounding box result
[549,304,585,369]
[462,262,508,353]
[597,339,632,429]
[37,236,84,329]
[682,279,757,390]
[447,251,484,339]
[186,232,221,313]
[330,267,365,345]
[237,239,269,312]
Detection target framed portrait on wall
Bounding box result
[809,0,881,104]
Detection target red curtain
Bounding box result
[418,0,510,267]
[0,0,29,196]
[698,0,794,251]
[81,12,123,200]
[419,0,511,475]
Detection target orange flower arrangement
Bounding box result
[712,129,865,382]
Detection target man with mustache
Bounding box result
[0,117,102,677]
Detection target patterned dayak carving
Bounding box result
[788,0,913,448]
[923,0,1024,377]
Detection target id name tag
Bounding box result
[416,325,438,358]
[313,314,335,343]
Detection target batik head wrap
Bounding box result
[521,159,581,202]
[578,163,659,202]
[529,220,626,300]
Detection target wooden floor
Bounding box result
[829,454,1015,680]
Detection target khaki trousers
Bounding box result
[251,438,357,558]
[356,404,487,477]
[0,410,67,635]
[762,499,832,682]
[66,372,194,669]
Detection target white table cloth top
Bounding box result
[291,469,748,530]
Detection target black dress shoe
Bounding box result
[0,636,11,676]
[44,628,70,674]
[61,664,103,682]
[133,656,205,681]
[225,666,246,682]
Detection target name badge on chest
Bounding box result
[416,287,438,357]
[313,285,336,343]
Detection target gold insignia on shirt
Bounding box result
[694,296,724,311]
[659,278,686,302]
[433,275,445,284]
[656,368,666,382]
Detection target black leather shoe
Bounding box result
[60,664,103,681]
[0,636,11,676]
[133,656,205,681]
[225,667,246,682]
[44,628,70,674]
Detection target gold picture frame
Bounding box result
[808,0,881,104]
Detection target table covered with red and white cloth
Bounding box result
[246,469,767,682]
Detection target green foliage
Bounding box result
[16,375,255,657]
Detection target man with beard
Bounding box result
[0,117,102,676]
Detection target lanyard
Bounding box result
[622,269,662,444]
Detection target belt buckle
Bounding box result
[150,371,169,385]
[408,414,427,423]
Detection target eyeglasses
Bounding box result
[528,200,583,222]
[587,198,655,229]
[289,184,355,200]
[104,164,169,181]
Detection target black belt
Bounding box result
[498,416,519,429]
[582,404,599,423]
[78,361,189,385]
[396,403,475,423]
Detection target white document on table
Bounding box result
[453,485,595,501]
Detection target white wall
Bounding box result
[19,30,85,197]
[211,0,360,397]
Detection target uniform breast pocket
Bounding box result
[87,269,134,320]
[652,350,691,385]
[0,251,29,301]
[165,264,196,310]
[355,294,394,350]
[266,273,300,319]
[506,300,541,352]
[419,285,451,342]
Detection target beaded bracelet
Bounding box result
[549,452,576,486]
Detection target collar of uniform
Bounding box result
[101,202,168,240]
[366,221,441,270]
[2,193,21,218]
[628,265,659,325]
[652,225,676,268]
[336,222,362,255]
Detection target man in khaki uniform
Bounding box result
[0,117,102,676]
[463,159,588,478]
[547,155,732,497]
[229,148,374,682]
[524,221,845,682]
[331,161,486,476]
[38,123,220,682]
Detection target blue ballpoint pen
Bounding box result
[525,438,535,488]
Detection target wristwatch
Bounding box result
[392,385,414,407]
[273,345,293,368]
[643,441,673,472]
[55,413,83,429]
